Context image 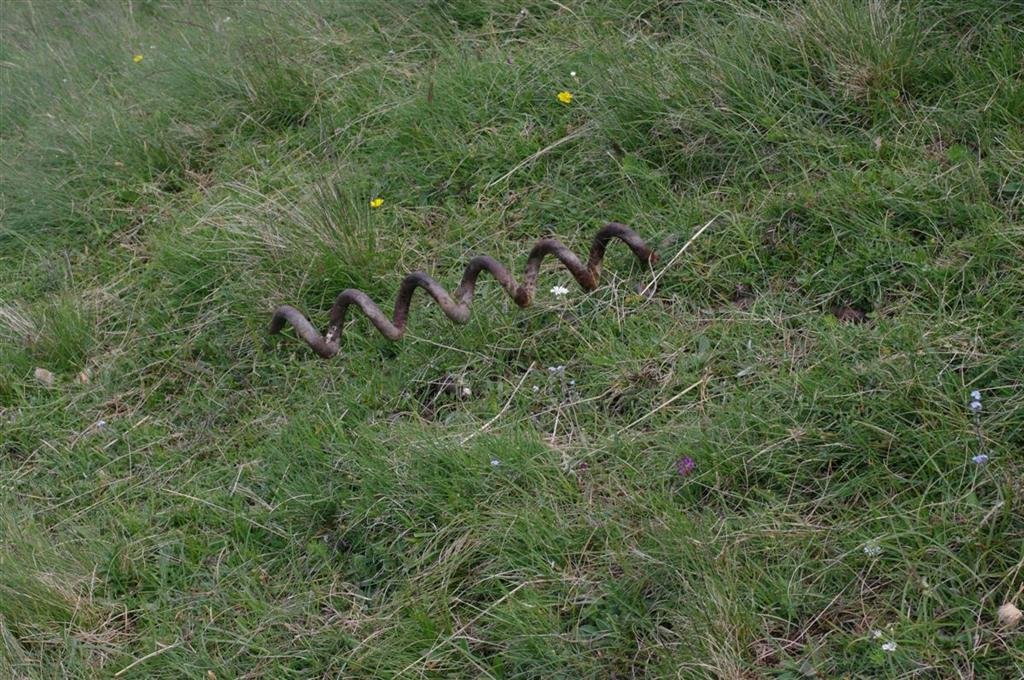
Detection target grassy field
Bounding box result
[2,1,1022,677]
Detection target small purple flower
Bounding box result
[675,456,696,476]
[972,453,989,465]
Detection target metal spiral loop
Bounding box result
[270,222,659,358]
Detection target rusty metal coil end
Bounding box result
[270,222,658,359]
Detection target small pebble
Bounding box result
[34,367,55,387]
[998,602,1022,629]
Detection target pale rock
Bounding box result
[997,602,1021,629]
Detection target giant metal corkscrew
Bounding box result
[270,222,658,358]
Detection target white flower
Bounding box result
[532,385,540,393]
[871,630,884,639]
[881,641,897,652]
[972,453,989,465]
[490,459,501,467]
[550,285,570,297]
[863,542,882,557]
[547,365,566,376]
[970,390,981,401]
[969,400,982,412]
[570,70,577,77]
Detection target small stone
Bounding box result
[34,367,55,387]
[997,602,1021,629]
[831,305,869,324]
[632,281,656,299]
[731,283,755,309]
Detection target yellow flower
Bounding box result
[369,197,384,209]
[132,54,144,63]
[557,91,573,104]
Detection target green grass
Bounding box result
[2,1,1022,677]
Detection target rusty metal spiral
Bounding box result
[270,222,659,358]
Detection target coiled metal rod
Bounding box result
[270,222,659,358]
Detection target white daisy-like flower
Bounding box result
[570,71,577,77]
[490,459,501,467]
[872,630,884,639]
[550,285,570,297]
[863,542,882,557]
[881,641,897,652]
[970,390,981,401]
